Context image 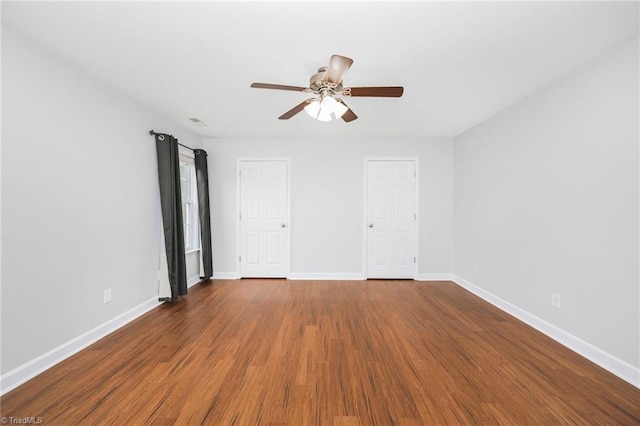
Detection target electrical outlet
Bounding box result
[104,288,112,304]
[551,292,560,308]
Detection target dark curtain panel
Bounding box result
[155,133,187,300]
[194,149,213,280]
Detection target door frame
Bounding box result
[236,158,291,278]
[363,157,419,279]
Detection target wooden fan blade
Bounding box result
[346,86,404,97]
[342,108,358,123]
[251,82,308,92]
[324,55,353,85]
[278,99,313,120]
[336,99,358,122]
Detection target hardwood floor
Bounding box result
[1,280,639,425]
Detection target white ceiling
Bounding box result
[2,1,638,139]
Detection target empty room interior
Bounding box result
[1,1,639,424]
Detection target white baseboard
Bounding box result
[212,272,367,281]
[212,272,240,279]
[416,273,453,281]
[452,275,640,388]
[289,273,453,281]
[287,273,366,280]
[0,296,162,396]
[187,275,201,288]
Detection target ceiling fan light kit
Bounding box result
[251,54,404,123]
[304,92,348,122]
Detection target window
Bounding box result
[179,151,200,252]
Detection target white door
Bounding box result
[366,160,417,278]
[239,160,289,278]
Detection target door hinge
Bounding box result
[239,256,242,263]
[239,213,242,220]
[414,170,417,178]
[239,170,242,178]
[414,257,416,263]
[414,213,416,220]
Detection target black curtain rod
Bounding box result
[149,130,195,151]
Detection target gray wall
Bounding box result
[454,37,639,367]
[204,138,454,276]
[1,28,202,373]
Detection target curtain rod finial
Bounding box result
[149,130,155,135]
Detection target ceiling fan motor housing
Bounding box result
[309,67,342,93]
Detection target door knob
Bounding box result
[368,223,373,228]
[281,223,286,228]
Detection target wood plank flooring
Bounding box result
[1,280,639,425]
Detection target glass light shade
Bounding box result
[323,96,348,118]
[304,95,348,122]
[304,100,322,120]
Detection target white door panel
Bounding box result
[240,161,288,277]
[366,160,416,278]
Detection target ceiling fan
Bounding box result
[250,54,404,123]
